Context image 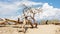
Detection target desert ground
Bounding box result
[0,24,60,34]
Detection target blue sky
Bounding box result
[0,0,60,20]
[0,0,60,8]
[31,0,60,8]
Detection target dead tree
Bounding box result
[5,18,21,25]
[46,20,48,24]
[18,4,43,33]
[22,4,42,27]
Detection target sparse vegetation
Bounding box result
[0,4,60,34]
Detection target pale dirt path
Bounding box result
[26,25,60,34]
[0,25,60,34]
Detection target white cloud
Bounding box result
[10,3,60,20]
[14,1,43,7]
[35,3,60,20]
[0,0,60,21]
[0,0,42,19]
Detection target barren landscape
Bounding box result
[0,24,60,34]
[0,0,60,34]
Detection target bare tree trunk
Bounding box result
[17,18,20,24]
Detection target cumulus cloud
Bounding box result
[0,0,60,21]
[0,0,42,18]
[35,3,60,20]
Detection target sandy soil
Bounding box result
[0,24,60,34]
